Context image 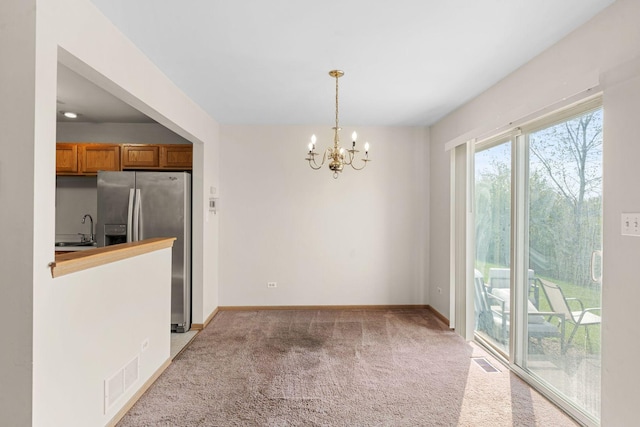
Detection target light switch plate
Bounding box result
[621,213,640,236]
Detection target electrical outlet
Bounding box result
[267,282,277,288]
[141,338,149,352]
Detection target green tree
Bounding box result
[529,110,603,287]
[476,157,511,272]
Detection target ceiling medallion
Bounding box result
[305,70,370,179]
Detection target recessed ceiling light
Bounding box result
[63,111,78,119]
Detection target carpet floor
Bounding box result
[117,308,578,426]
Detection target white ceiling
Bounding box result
[74,0,614,126]
[57,64,153,123]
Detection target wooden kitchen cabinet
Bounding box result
[160,145,192,169]
[56,143,120,175]
[56,143,79,174]
[56,142,191,175]
[79,144,120,174]
[122,144,160,168]
[122,144,192,170]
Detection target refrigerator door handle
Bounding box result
[127,188,135,242]
[133,188,141,241]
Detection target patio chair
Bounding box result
[475,270,565,351]
[474,270,494,334]
[538,279,601,353]
[488,267,539,307]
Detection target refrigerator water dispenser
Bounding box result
[104,224,127,246]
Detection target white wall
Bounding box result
[428,129,451,316]
[428,0,640,424]
[601,70,640,427]
[40,249,172,426]
[56,122,191,144]
[220,125,429,306]
[198,134,220,321]
[0,0,220,424]
[0,1,36,424]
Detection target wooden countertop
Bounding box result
[50,237,176,278]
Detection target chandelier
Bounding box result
[305,70,370,179]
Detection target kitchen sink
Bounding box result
[55,241,97,247]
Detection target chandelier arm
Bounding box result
[307,151,328,170]
[349,159,370,171]
[343,150,357,166]
[308,160,322,170]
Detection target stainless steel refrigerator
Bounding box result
[97,171,191,332]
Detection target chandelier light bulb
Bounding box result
[308,143,313,153]
[311,134,317,144]
[364,142,370,154]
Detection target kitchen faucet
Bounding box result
[81,214,94,242]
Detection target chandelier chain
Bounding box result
[334,72,340,146]
[335,72,339,130]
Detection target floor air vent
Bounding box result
[472,357,500,373]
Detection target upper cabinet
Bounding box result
[122,144,160,169]
[56,143,79,174]
[56,142,192,175]
[56,143,120,175]
[160,145,193,169]
[79,144,120,174]
[122,144,192,170]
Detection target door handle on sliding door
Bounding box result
[590,250,602,284]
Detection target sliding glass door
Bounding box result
[474,140,512,356]
[523,107,602,421]
[471,102,602,424]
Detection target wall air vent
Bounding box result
[104,355,140,413]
